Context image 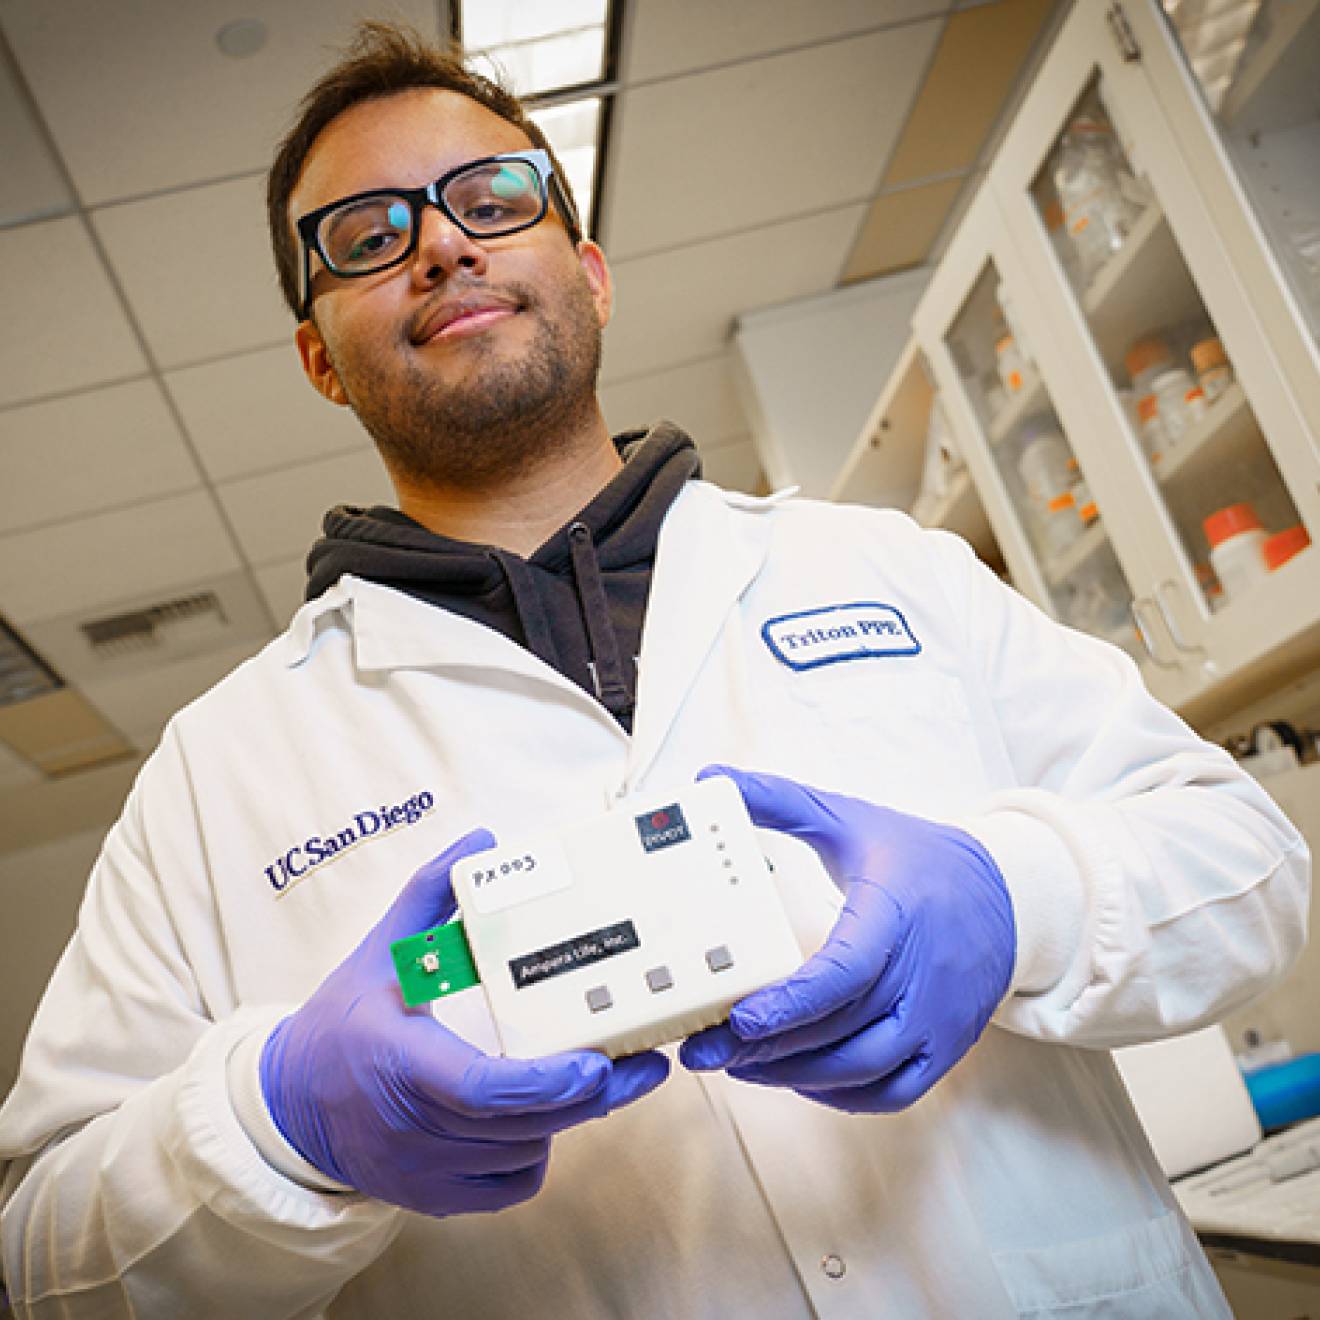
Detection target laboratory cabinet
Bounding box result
[837,0,1320,726]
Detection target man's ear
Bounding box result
[295,320,349,406]
[576,240,613,328]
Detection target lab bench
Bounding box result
[1176,1117,1320,1317]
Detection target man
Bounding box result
[0,22,1309,1318]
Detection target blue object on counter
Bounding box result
[1244,1053,1320,1130]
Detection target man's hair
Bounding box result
[267,21,582,320]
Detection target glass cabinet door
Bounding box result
[1028,80,1307,625]
[987,0,1319,695]
[929,246,1144,660]
[1162,0,1320,350]
[913,186,1151,665]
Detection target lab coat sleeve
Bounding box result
[935,531,1311,1048]
[0,735,401,1314]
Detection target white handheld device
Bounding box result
[423,775,803,1059]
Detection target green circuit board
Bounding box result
[391,920,481,1007]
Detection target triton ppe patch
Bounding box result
[762,602,920,671]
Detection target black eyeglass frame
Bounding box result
[294,148,582,319]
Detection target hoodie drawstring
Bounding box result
[493,551,557,661]
[568,521,634,720]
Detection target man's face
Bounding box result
[290,89,612,490]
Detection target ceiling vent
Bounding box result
[81,591,227,658]
[24,570,274,684]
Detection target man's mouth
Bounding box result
[412,294,522,346]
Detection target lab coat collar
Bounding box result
[277,482,793,751]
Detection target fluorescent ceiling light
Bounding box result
[461,0,608,97]
[462,0,607,55]
[531,97,602,238]
[460,1,613,237]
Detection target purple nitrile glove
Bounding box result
[680,766,1015,1114]
[260,829,670,1217]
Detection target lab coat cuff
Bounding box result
[227,1016,355,1194]
[165,1008,400,1255]
[961,808,1085,996]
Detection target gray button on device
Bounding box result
[705,945,734,973]
[645,966,674,993]
[585,985,613,1013]
[821,1254,846,1280]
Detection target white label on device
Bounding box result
[462,837,573,915]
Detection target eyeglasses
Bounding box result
[295,149,580,318]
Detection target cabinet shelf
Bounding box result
[914,470,1000,568]
[1152,382,1258,489]
[988,373,1048,447]
[916,470,972,531]
[1082,207,1204,375]
[1043,519,1108,586]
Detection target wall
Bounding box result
[0,827,106,1097]
[733,268,929,499]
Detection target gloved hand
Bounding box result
[261,829,670,1217]
[681,766,1015,1113]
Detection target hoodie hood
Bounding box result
[302,422,702,730]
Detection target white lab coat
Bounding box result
[0,482,1308,1318]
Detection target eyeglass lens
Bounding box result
[318,159,545,274]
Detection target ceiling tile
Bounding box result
[622,0,946,83]
[0,380,201,534]
[254,557,311,630]
[697,436,764,494]
[0,491,241,626]
[216,449,396,567]
[78,638,268,751]
[599,353,747,446]
[0,739,42,793]
[0,687,134,777]
[600,205,868,382]
[0,0,441,206]
[0,754,143,858]
[167,344,375,483]
[603,20,942,259]
[840,177,967,282]
[883,0,1055,186]
[0,47,73,227]
[0,217,147,407]
[92,174,289,368]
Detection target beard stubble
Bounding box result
[329,266,604,491]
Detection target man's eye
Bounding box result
[464,202,514,225]
[346,229,400,261]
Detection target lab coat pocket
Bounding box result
[786,659,972,725]
[991,1210,1230,1318]
[784,662,989,810]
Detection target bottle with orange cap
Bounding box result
[1126,336,1175,463]
[1204,504,1270,604]
[1190,337,1234,404]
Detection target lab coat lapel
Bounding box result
[309,576,627,735]
[628,483,776,786]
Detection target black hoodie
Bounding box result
[303,422,702,733]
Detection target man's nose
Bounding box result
[411,204,489,289]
